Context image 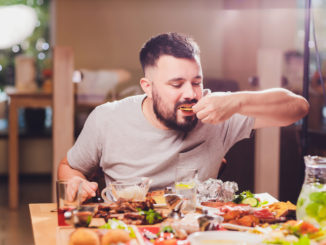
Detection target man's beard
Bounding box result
[152,88,198,133]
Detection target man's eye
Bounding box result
[192,82,201,86]
[171,83,182,88]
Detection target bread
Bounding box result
[69,228,100,245]
[101,229,131,245]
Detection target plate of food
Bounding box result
[199,191,296,229]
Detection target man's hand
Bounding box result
[67,176,98,203]
[193,88,309,128]
[192,92,240,124]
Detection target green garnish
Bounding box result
[99,218,136,238]
[138,208,163,224]
[264,235,310,245]
[161,226,174,233]
[242,197,259,207]
[233,190,257,206]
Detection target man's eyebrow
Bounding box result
[167,75,202,82]
[193,75,202,80]
[167,77,185,82]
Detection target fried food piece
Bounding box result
[236,215,260,227]
[101,229,130,245]
[69,228,100,245]
[267,201,296,218]
[179,106,193,111]
[223,210,243,222]
[148,190,165,204]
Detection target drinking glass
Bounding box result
[175,167,198,212]
[56,180,79,226]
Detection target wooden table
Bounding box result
[29,203,57,245]
[8,91,52,209]
[29,202,164,245]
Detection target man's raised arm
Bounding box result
[193,88,309,128]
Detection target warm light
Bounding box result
[0,5,37,49]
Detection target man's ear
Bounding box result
[140,77,153,99]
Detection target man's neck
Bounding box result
[142,97,169,130]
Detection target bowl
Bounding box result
[187,231,263,245]
[101,177,152,202]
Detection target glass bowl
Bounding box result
[101,177,152,202]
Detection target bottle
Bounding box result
[296,155,326,228]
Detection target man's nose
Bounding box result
[182,82,196,99]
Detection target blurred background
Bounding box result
[1,0,326,244]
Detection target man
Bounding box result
[58,32,309,200]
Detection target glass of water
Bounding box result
[175,167,198,213]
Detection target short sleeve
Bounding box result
[67,107,102,176]
[222,114,255,152]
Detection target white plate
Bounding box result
[187,230,264,245]
[220,223,255,232]
[153,203,167,208]
[198,192,278,211]
[254,193,278,205]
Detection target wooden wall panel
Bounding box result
[52,47,74,200]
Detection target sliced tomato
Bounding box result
[299,221,319,234]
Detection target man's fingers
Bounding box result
[89,182,98,191]
[80,181,97,198]
[65,177,98,203]
[192,99,206,113]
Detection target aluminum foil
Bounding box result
[196,178,238,202]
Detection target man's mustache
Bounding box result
[175,99,198,111]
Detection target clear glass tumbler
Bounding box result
[56,180,78,226]
[175,167,198,212]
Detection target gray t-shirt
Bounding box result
[68,94,254,190]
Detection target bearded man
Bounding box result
[58,32,309,200]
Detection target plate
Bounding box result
[255,193,278,205]
[220,223,254,231]
[187,231,264,245]
[198,193,278,212]
[154,203,167,208]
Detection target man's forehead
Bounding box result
[145,55,202,78]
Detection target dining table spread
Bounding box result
[28,169,326,245]
[28,193,288,245]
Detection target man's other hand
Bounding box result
[67,176,98,203]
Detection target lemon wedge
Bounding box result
[175,182,195,189]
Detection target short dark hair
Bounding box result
[139,32,200,73]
